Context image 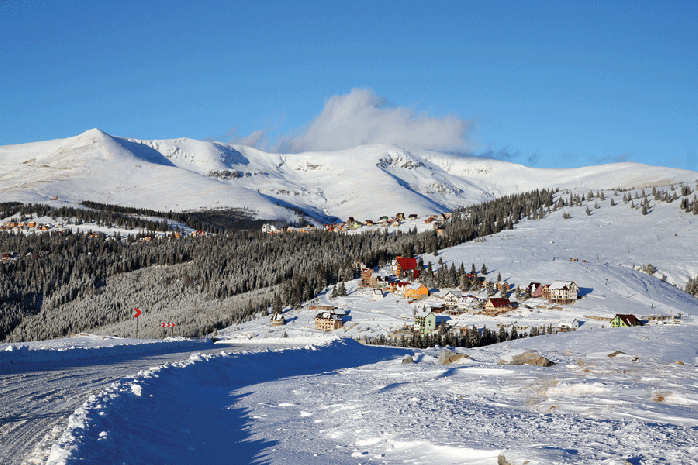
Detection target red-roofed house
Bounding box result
[393,256,418,276]
[484,298,514,315]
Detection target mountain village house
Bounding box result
[414,310,450,335]
[442,290,463,306]
[315,311,344,331]
[404,284,430,300]
[484,298,514,316]
[610,314,642,327]
[391,256,420,279]
[548,281,579,304]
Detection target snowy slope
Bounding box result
[1,130,695,222]
[23,330,698,465]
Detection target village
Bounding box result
[276,253,683,346]
[0,217,209,252]
[261,212,450,235]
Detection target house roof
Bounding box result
[396,257,418,271]
[614,314,640,326]
[487,298,512,307]
[551,281,576,290]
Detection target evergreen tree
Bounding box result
[481,263,487,275]
[272,293,283,314]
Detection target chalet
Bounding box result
[375,275,391,289]
[315,311,343,331]
[270,313,286,326]
[610,314,642,328]
[391,220,401,227]
[393,257,418,277]
[360,268,375,287]
[539,285,551,299]
[442,290,463,306]
[396,213,405,220]
[364,220,374,226]
[404,284,429,300]
[457,295,482,311]
[484,298,514,314]
[414,310,450,335]
[527,282,542,296]
[408,214,419,220]
[548,281,579,304]
[496,281,510,292]
[390,281,411,294]
[347,219,363,229]
[558,319,579,331]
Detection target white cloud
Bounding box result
[270,88,472,153]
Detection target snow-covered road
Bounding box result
[0,338,239,465]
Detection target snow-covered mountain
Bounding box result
[1,129,695,222]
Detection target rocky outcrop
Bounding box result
[499,350,555,367]
[437,349,471,365]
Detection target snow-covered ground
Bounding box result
[3,182,698,464]
[15,329,698,465]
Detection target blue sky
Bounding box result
[1,0,696,169]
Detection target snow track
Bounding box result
[0,341,231,465]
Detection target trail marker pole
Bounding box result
[132,308,141,338]
[161,322,176,338]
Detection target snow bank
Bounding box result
[40,338,408,465]
[0,334,207,367]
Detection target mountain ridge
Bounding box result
[0,129,695,223]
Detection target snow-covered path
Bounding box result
[0,338,234,465]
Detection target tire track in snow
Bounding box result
[0,346,242,465]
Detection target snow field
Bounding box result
[36,328,698,464]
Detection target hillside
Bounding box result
[1,129,695,222]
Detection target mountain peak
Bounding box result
[81,128,108,137]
